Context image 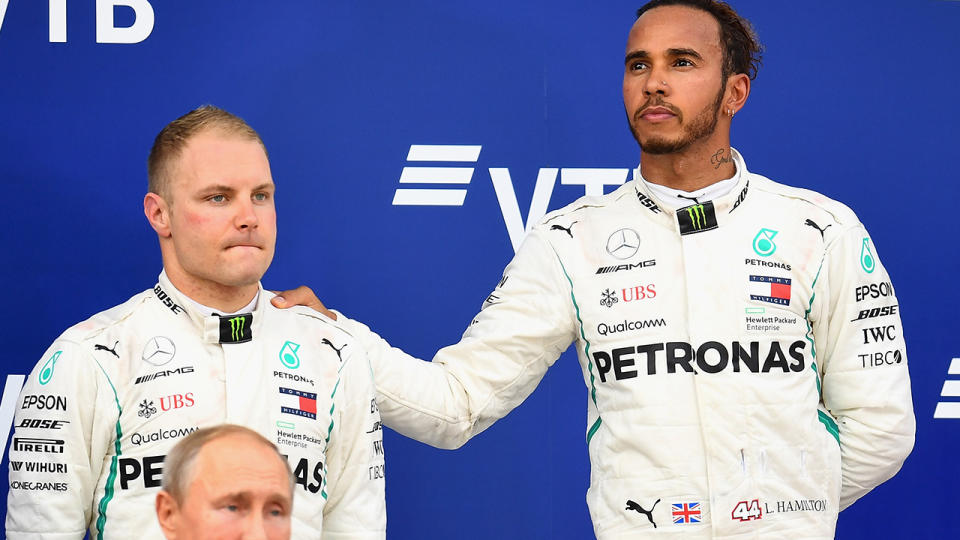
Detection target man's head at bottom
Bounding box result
[155,425,294,540]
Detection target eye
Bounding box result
[630,61,648,72]
[267,504,289,517]
[225,504,239,512]
[253,192,270,202]
[208,194,226,203]
[675,58,694,67]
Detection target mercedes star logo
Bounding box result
[142,336,176,366]
[606,228,641,260]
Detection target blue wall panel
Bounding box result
[0,1,956,537]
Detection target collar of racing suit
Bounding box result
[155,270,268,344]
[631,147,751,233]
[641,167,739,208]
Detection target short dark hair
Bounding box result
[147,105,267,201]
[636,0,763,80]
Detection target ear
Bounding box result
[144,192,172,238]
[155,490,180,538]
[725,72,751,115]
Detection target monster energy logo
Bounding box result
[218,313,253,343]
[230,317,245,341]
[860,237,876,274]
[677,201,718,235]
[38,350,62,385]
[687,205,706,229]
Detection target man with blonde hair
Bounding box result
[155,425,294,540]
[7,105,386,539]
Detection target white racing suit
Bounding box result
[6,272,386,540]
[339,150,914,539]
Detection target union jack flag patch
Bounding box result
[672,502,701,524]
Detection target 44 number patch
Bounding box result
[731,499,763,522]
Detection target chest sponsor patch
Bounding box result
[279,387,318,419]
[748,275,791,306]
[677,202,718,235]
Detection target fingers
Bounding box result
[270,285,337,320]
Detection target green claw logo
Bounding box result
[860,237,875,273]
[229,316,246,341]
[752,228,778,257]
[687,204,707,230]
[38,350,62,385]
[279,341,301,369]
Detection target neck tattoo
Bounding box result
[710,148,733,170]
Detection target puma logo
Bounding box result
[626,499,660,528]
[804,218,832,239]
[550,221,578,238]
[94,341,120,358]
[321,338,346,360]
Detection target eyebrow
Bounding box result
[625,50,650,66]
[624,47,704,66]
[667,48,703,60]
[212,492,251,504]
[198,182,275,194]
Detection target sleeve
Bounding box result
[814,224,915,510]
[321,344,386,540]
[6,339,118,539]
[335,229,578,449]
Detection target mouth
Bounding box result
[638,106,678,123]
[225,242,262,251]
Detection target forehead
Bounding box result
[627,5,722,57]
[189,436,289,497]
[172,130,271,187]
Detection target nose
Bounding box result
[642,68,669,98]
[240,512,269,540]
[234,198,258,230]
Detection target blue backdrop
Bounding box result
[1,1,957,538]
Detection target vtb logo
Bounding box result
[934,357,960,419]
[392,145,633,253]
[0,0,154,43]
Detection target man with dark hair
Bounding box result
[155,425,294,540]
[6,106,386,539]
[278,1,914,537]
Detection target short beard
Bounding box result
[629,83,725,155]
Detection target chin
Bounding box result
[639,137,690,155]
[210,265,267,288]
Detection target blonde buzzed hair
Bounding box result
[147,105,268,201]
[161,424,294,504]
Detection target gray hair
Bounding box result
[161,424,294,503]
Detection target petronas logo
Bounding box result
[229,317,246,341]
[752,228,778,257]
[687,205,707,230]
[860,238,876,274]
[38,351,62,385]
[279,341,301,369]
